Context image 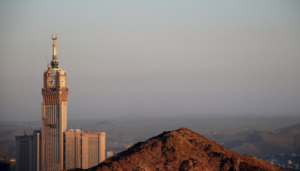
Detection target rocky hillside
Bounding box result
[70,127,284,171]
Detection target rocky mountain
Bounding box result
[70,128,283,171]
[224,123,300,158]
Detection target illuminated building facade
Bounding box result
[64,129,106,170]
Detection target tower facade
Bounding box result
[41,35,68,171]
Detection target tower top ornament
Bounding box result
[51,34,59,68]
[51,34,58,40]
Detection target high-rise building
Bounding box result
[15,35,106,171]
[41,34,68,171]
[64,129,105,170]
[15,130,41,171]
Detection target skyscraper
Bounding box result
[16,36,106,171]
[64,129,106,169]
[41,35,68,171]
[15,130,41,171]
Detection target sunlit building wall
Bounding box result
[64,129,106,170]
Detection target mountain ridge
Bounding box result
[69,127,284,171]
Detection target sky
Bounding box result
[0,1,300,122]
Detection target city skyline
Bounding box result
[1,1,300,122]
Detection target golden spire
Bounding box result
[51,34,59,68]
[51,34,58,60]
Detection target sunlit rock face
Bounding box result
[72,127,284,171]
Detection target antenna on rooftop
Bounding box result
[23,124,30,135]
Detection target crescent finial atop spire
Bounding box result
[51,34,58,40]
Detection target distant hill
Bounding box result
[69,128,283,171]
[92,120,118,131]
[0,125,38,141]
[0,124,39,158]
[273,123,300,136]
[224,123,300,158]
[94,120,117,127]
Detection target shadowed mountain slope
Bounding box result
[274,123,300,136]
[70,127,283,171]
[224,123,300,158]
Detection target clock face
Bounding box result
[60,77,66,87]
[47,77,56,86]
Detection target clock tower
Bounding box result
[41,35,68,171]
[15,35,105,171]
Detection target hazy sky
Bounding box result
[0,1,300,121]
